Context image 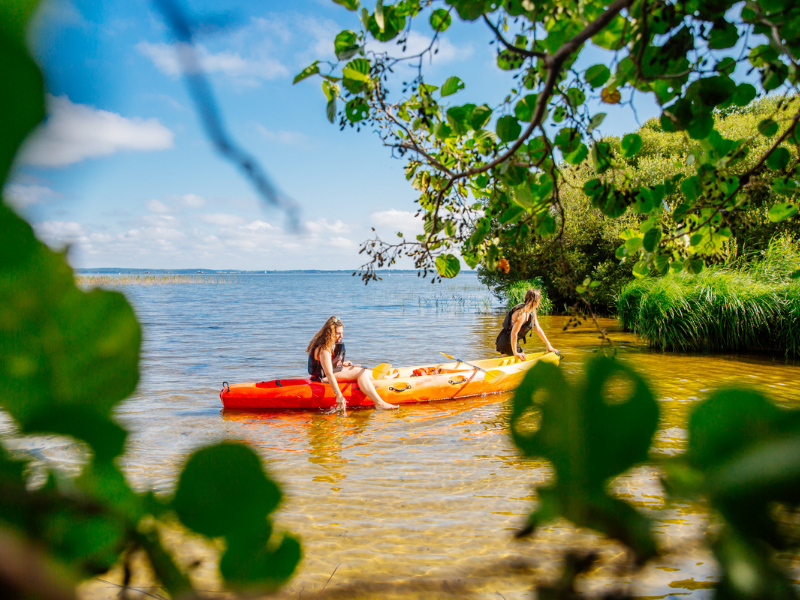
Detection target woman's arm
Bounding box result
[510,312,526,361]
[533,318,557,354]
[320,349,347,409]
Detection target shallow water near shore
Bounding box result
[5,271,800,599]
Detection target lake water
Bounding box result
[7,272,800,599]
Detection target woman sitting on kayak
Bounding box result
[307,316,397,412]
[496,289,558,360]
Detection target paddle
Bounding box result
[372,363,392,380]
[439,353,505,384]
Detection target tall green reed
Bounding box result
[618,236,800,356]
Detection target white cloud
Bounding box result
[34,220,86,246]
[369,31,473,65]
[146,199,172,214]
[199,213,246,227]
[175,194,206,208]
[253,123,309,146]
[370,209,424,236]
[3,183,60,209]
[306,218,350,234]
[19,95,174,168]
[136,41,288,85]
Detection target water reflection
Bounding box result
[35,274,800,599]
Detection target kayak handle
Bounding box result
[448,376,468,385]
[222,381,230,393]
[388,383,412,392]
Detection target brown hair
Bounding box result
[515,289,541,319]
[306,316,343,355]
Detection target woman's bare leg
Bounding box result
[333,367,397,410]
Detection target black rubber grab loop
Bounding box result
[389,383,412,392]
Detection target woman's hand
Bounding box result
[546,344,558,355]
[335,393,347,411]
[514,350,526,361]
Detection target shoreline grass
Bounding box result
[618,237,800,357]
[502,278,554,315]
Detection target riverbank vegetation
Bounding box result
[618,236,800,356]
[479,96,800,315]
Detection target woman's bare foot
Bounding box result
[374,400,398,410]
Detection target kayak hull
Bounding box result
[220,352,560,410]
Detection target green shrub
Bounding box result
[503,278,553,315]
[618,236,800,356]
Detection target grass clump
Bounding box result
[618,236,800,357]
[503,278,553,315]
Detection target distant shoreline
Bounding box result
[74,268,478,275]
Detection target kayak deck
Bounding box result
[220,352,560,410]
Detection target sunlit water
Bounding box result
[5,272,799,599]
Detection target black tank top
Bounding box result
[308,342,346,382]
[495,304,534,354]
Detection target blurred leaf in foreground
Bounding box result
[510,357,660,563]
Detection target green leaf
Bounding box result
[566,88,585,108]
[632,260,650,278]
[293,61,320,84]
[765,147,790,171]
[345,97,369,122]
[708,22,738,49]
[0,205,141,426]
[429,8,451,31]
[591,14,627,50]
[221,525,302,589]
[587,112,606,134]
[440,76,465,97]
[333,0,360,9]
[435,254,461,278]
[500,205,525,225]
[535,212,556,237]
[684,258,704,274]
[732,83,757,107]
[0,3,46,186]
[620,133,642,157]
[642,227,662,253]
[326,98,337,123]
[172,442,282,539]
[496,115,522,143]
[513,94,538,122]
[334,31,360,60]
[585,64,611,88]
[767,202,798,222]
[583,178,604,197]
[564,143,588,165]
[509,358,659,561]
[470,104,492,130]
[375,0,385,30]
[687,113,714,140]
[758,118,779,137]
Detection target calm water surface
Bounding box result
[8,272,800,599]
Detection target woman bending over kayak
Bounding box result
[495,289,558,360]
[307,316,397,412]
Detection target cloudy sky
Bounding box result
[6,0,661,270]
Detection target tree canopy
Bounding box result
[296,0,800,294]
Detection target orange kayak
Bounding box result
[219,352,561,410]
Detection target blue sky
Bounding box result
[6,0,662,270]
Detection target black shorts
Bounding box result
[495,331,522,355]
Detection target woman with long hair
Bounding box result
[495,289,558,360]
[307,316,397,412]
